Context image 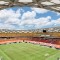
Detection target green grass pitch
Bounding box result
[0,42,60,60]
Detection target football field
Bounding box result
[0,42,60,60]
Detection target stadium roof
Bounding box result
[0,0,60,12]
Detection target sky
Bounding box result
[0,6,60,30]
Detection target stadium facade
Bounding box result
[0,27,60,49]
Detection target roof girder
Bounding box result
[0,0,60,12]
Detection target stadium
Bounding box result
[0,0,60,60]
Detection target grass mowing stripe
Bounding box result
[14,43,58,55]
[0,44,26,60]
[13,43,45,60]
[11,43,59,60]
[0,49,11,60]
[46,51,60,60]
[0,43,59,60]
[0,44,34,60]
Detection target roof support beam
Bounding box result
[33,0,43,8]
[0,0,60,12]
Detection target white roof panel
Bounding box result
[18,0,33,2]
[41,2,54,5]
[0,1,9,5]
[51,0,60,4]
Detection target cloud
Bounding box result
[31,8,48,14]
[20,16,52,29]
[20,14,60,29]
[0,9,21,29]
[41,18,60,28]
[56,12,60,16]
[21,11,36,20]
[5,18,20,24]
[0,7,60,30]
[0,23,16,29]
[0,9,21,18]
